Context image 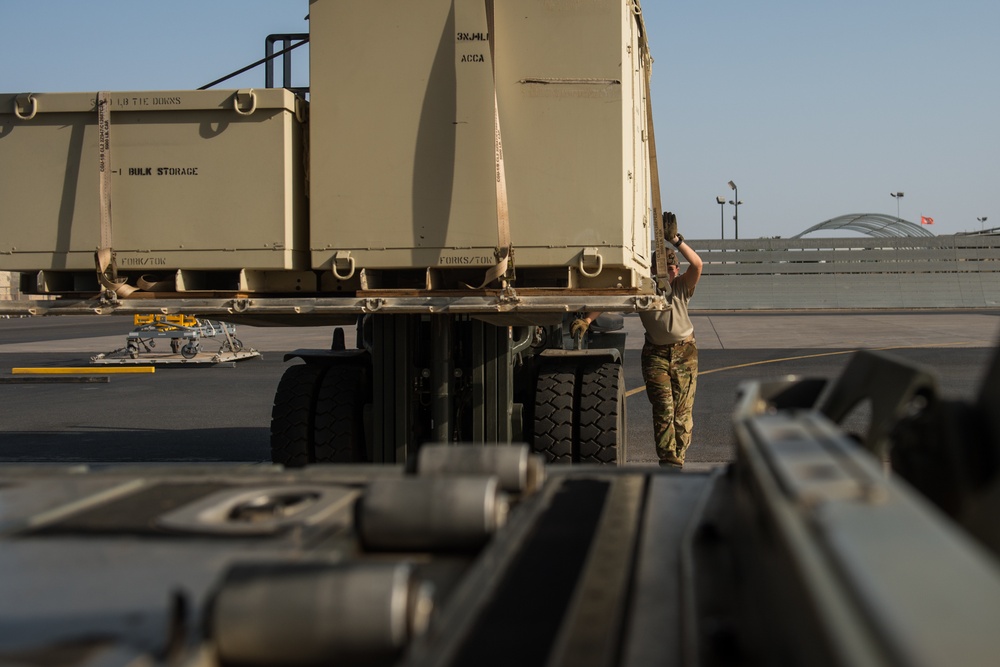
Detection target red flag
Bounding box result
[921,216,934,225]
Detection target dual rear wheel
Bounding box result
[531,358,627,465]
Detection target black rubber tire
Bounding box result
[313,365,369,463]
[270,363,328,467]
[577,360,627,464]
[532,361,577,463]
[181,343,199,359]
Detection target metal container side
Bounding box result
[0,89,308,273]
[307,0,651,286]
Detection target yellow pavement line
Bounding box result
[625,340,986,398]
[12,367,155,375]
[696,349,859,379]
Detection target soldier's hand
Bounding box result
[571,318,590,339]
[664,211,679,244]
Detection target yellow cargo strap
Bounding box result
[479,0,514,290]
[635,4,668,282]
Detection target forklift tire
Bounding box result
[270,363,328,467]
[577,360,627,464]
[313,365,369,463]
[532,360,577,463]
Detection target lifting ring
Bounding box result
[233,89,258,116]
[578,250,604,278]
[331,255,356,281]
[14,95,37,120]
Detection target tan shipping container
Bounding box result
[0,89,308,285]
[308,0,651,290]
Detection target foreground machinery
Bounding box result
[1,345,1000,666]
[0,0,662,465]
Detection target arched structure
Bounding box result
[793,214,935,239]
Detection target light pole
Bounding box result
[716,196,726,239]
[728,180,741,239]
[890,192,904,221]
[978,216,989,232]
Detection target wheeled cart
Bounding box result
[91,314,259,365]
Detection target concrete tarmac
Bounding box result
[627,310,1000,471]
[1,311,998,468]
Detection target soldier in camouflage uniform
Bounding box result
[573,214,703,468]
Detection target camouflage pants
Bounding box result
[641,338,698,464]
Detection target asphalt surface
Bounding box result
[1,311,998,468]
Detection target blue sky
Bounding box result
[5,1,998,238]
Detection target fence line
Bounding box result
[689,236,1000,309]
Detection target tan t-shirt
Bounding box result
[638,274,696,345]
